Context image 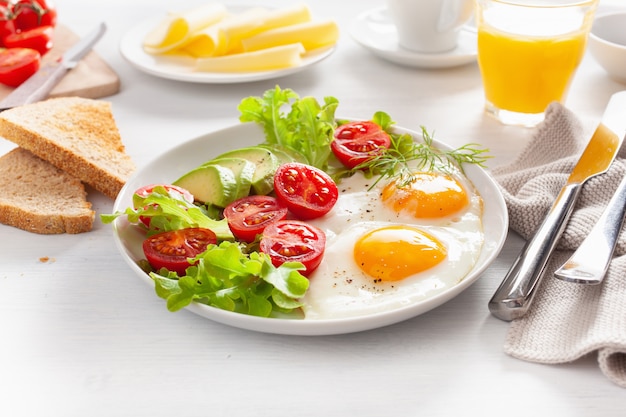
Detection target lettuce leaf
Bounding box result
[151,241,310,317]
[238,85,338,170]
[101,185,233,240]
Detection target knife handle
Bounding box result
[5,61,68,107]
[489,182,583,321]
[554,174,626,284]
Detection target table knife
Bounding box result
[488,90,626,321]
[554,169,626,285]
[0,22,106,111]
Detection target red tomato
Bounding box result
[223,195,288,243]
[142,228,217,275]
[0,3,16,47]
[4,25,53,55]
[273,162,338,220]
[331,121,392,169]
[0,47,40,87]
[13,0,57,31]
[259,220,326,276]
[133,184,194,228]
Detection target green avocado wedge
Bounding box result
[173,158,256,207]
[211,146,281,196]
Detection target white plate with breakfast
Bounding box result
[350,6,477,69]
[119,3,338,84]
[110,121,508,336]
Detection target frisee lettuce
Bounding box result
[238,85,338,170]
[151,241,309,317]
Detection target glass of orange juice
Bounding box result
[476,0,598,126]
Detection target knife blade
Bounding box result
[488,90,626,321]
[0,22,107,111]
[554,170,626,285]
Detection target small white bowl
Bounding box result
[588,11,626,84]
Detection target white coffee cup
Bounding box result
[387,0,474,53]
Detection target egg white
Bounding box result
[302,168,484,320]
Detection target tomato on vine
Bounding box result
[13,0,57,31]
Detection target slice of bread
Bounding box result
[0,147,95,234]
[0,97,135,199]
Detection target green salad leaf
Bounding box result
[151,241,310,317]
[238,85,339,170]
[100,185,234,240]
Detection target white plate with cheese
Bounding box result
[111,122,509,336]
[119,8,337,84]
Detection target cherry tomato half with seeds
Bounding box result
[4,25,53,55]
[223,195,288,243]
[0,47,40,87]
[331,121,392,169]
[273,162,338,220]
[133,184,194,228]
[260,220,326,277]
[142,227,217,276]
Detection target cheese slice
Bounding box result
[143,3,228,54]
[254,3,312,33]
[195,43,306,72]
[184,3,314,58]
[180,7,269,58]
[241,20,340,52]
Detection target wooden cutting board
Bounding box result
[0,24,120,100]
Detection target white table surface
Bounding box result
[1,0,625,415]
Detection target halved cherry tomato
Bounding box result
[4,25,53,55]
[331,121,392,169]
[259,220,326,277]
[223,195,288,243]
[0,47,40,87]
[13,0,57,31]
[142,227,217,276]
[273,162,338,220]
[133,184,194,228]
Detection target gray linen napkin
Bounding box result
[491,102,626,388]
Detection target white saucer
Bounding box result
[350,6,477,69]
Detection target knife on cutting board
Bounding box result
[488,90,626,322]
[0,22,106,111]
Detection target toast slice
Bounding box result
[0,97,135,199]
[0,147,95,234]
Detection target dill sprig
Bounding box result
[355,121,492,189]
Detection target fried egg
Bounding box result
[302,165,484,319]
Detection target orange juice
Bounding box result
[477,26,587,114]
[475,0,598,126]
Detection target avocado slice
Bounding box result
[212,146,280,195]
[206,157,256,201]
[259,144,307,164]
[173,158,255,207]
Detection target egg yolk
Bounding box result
[381,172,469,219]
[353,225,447,281]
